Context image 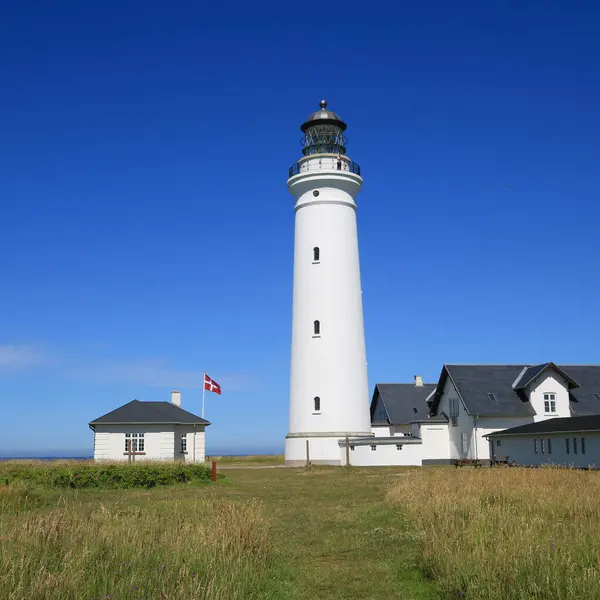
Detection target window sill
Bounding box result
[180,451,188,454]
[123,452,146,456]
[312,412,321,415]
[312,335,321,339]
[312,261,320,265]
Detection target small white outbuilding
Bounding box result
[89,391,210,462]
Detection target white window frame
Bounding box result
[370,444,377,451]
[125,432,145,453]
[543,393,557,414]
[180,433,187,453]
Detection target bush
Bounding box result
[0,461,218,489]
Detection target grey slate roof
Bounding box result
[430,364,600,418]
[442,365,536,417]
[371,383,437,425]
[487,414,600,436]
[564,366,600,415]
[89,400,210,428]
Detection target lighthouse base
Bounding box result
[285,432,374,467]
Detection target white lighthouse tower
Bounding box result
[285,101,372,466]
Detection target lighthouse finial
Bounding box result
[320,99,327,110]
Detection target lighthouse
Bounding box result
[285,101,372,466]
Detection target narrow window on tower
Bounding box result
[314,396,321,412]
[313,320,320,336]
[313,247,320,262]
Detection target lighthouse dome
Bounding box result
[301,100,347,132]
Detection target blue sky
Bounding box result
[1,1,599,455]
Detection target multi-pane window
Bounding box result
[566,438,570,454]
[181,433,187,453]
[496,440,502,447]
[313,247,320,262]
[582,438,586,454]
[370,444,377,451]
[396,444,403,450]
[314,396,321,412]
[313,320,320,336]
[125,433,144,452]
[548,438,552,454]
[573,438,578,454]
[534,439,538,454]
[541,439,545,454]
[461,433,469,456]
[350,445,355,451]
[487,393,498,403]
[544,393,556,413]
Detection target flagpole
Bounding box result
[202,370,206,419]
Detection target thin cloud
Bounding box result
[0,345,46,372]
[63,358,257,391]
[0,343,257,392]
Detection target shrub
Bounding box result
[0,461,218,489]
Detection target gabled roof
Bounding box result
[487,414,600,436]
[429,364,600,419]
[513,362,580,390]
[371,383,437,425]
[89,400,210,428]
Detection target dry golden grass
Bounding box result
[0,490,270,600]
[387,466,600,599]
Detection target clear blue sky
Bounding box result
[1,1,599,456]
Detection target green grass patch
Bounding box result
[0,465,439,600]
[209,454,285,465]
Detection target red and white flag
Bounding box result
[204,373,222,395]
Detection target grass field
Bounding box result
[2,463,600,599]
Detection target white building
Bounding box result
[345,363,600,466]
[486,415,600,468]
[89,391,210,462]
[286,101,372,466]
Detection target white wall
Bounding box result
[419,423,451,461]
[436,377,474,459]
[93,424,175,462]
[475,417,533,460]
[347,442,423,466]
[491,432,600,468]
[174,425,206,463]
[372,425,394,437]
[527,371,571,421]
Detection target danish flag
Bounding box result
[204,373,222,395]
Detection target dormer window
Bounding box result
[487,393,498,403]
[544,393,556,413]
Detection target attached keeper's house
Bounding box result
[89,391,210,462]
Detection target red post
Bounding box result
[211,460,217,482]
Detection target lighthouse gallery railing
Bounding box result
[288,157,361,179]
